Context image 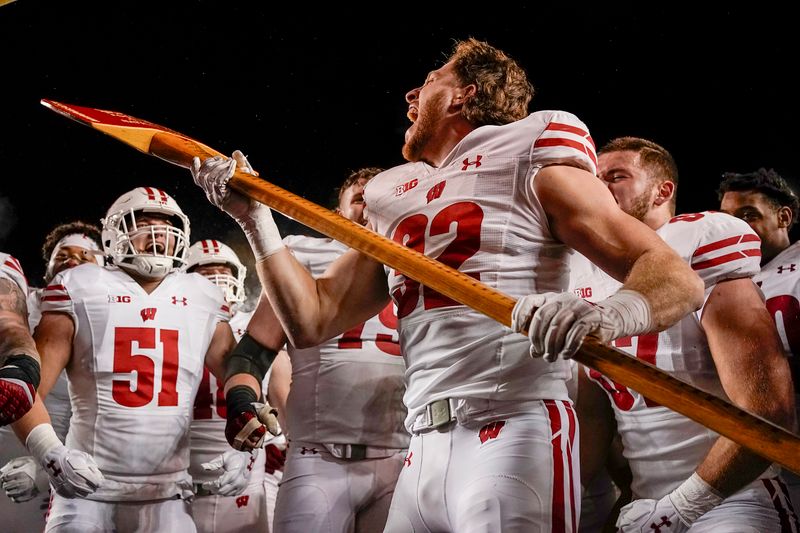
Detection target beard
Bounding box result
[402,93,445,163]
[624,189,653,221]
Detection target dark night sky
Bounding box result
[1,3,797,291]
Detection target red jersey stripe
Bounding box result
[692,249,761,270]
[42,295,71,302]
[3,259,23,276]
[533,138,598,167]
[693,234,761,258]
[545,122,589,138]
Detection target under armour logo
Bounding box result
[140,308,157,322]
[462,154,482,171]
[403,451,413,467]
[171,296,188,306]
[478,421,506,444]
[426,181,446,204]
[45,459,62,477]
[778,264,796,274]
[235,495,250,508]
[650,516,672,532]
[247,455,256,471]
[300,447,318,455]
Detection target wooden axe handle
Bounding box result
[111,128,800,475]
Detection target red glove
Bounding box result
[225,386,267,451]
[264,444,286,475]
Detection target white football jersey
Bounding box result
[190,310,266,484]
[41,263,229,501]
[363,111,597,429]
[0,252,27,294]
[572,211,766,499]
[754,240,800,410]
[283,235,409,448]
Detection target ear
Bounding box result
[653,180,676,207]
[777,205,793,228]
[452,84,477,107]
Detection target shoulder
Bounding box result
[0,252,28,294]
[663,211,761,284]
[175,271,226,301]
[283,235,346,269]
[527,110,597,175]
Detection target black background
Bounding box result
[1,3,797,292]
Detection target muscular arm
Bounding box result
[255,247,390,348]
[204,321,237,383]
[535,165,704,330]
[696,277,795,495]
[223,291,288,398]
[0,279,38,362]
[267,349,291,434]
[10,311,74,442]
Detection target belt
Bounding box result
[193,483,213,497]
[323,442,406,461]
[413,398,458,432]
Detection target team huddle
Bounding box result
[0,38,798,532]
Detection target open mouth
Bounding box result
[146,242,166,254]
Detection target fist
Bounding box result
[0,456,39,502]
[616,497,690,533]
[226,410,267,451]
[42,445,104,498]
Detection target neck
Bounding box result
[762,233,792,266]
[423,119,475,168]
[642,206,673,231]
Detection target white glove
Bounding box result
[191,151,284,261]
[0,456,39,502]
[616,473,724,532]
[255,401,282,437]
[200,449,255,497]
[616,496,690,532]
[191,151,256,219]
[511,289,652,362]
[26,423,104,498]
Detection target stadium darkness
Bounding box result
[1,3,796,290]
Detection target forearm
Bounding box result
[695,439,773,496]
[622,247,703,331]
[11,399,52,444]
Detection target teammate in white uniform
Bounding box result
[719,168,800,514]
[245,167,408,533]
[1,222,103,533]
[185,239,271,533]
[574,137,797,532]
[10,187,238,532]
[190,39,703,532]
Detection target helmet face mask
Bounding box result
[102,187,190,280]
[185,240,247,309]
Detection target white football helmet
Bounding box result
[101,187,190,279]
[185,240,247,307]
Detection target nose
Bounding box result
[405,87,420,103]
